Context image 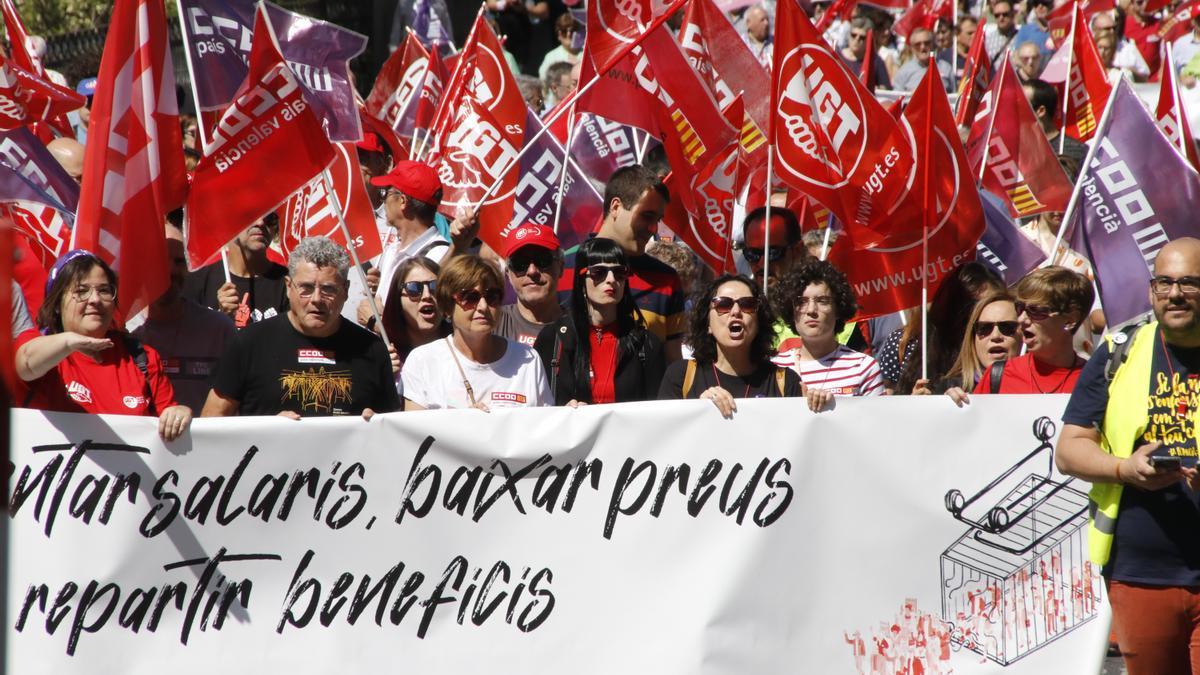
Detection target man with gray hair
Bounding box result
[202,236,400,419]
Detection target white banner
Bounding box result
[7,397,1109,673]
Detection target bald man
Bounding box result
[1057,238,1200,675]
[1014,41,1043,83]
[742,5,773,67]
[46,137,84,184]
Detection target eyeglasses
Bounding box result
[974,320,1020,338]
[993,11,1013,17]
[582,265,629,284]
[454,287,503,309]
[69,284,115,302]
[1152,276,1200,297]
[741,245,786,264]
[401,279,437,299]
[910,40,932,48]
[849,32,867,40]
[710,296,761,314]
[1014,301,1057,321]
[509,250,556,276]
[796,295,834,310]
[293,282,342,299]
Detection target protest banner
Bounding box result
[9,397,1108,673]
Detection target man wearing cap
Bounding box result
[498,223,564,346]
[71,76,95,145]
[739,206,806,288]
[354,160,479,325]
[560,164,686,361]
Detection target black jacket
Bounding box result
[533,317,665,405]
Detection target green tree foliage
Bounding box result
[17,0,111,36]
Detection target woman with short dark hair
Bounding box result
[533,238,664,405]
[658,274,801,418]
[16,250,191,440]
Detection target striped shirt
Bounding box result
[772,345,885,397]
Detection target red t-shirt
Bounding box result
[588,324,620,404]
[1123,14,1163,77]
[16,332,179,415]
[973,353,1084,395]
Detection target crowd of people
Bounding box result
[8,0,1200,672]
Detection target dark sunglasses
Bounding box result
[710,296,761,314]
[582,265,629,284]
[741,245,786,264]
[1014,301,1056,321]
[509,250,556,276]
[454,288,503,309]
[973,320,1020,338]
[402,279,436,299]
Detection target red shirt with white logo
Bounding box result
[16,331,179,416]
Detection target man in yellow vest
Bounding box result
[1058,237,1200,675]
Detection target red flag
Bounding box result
[365,31,430,131]
[894,0,953,41]
[2,0,78,140]
[830,62,985,318]
[414,45,448,132]
[771,0,916,249]
[1047,0,1114,47]
[586,0,690,72]
[573,46,661,134]
[279,143,382,263]
[74,0,188,317]
[1,0,41,74]
[860,30,877,94]
[1157,1,1200,47]
[8,59,85,127]
[1061,3,1112,142]
[677,0,771,171]
[954,17,992,127]
[815,0,858,34]
[186,4,335,269]
[432,14,526,250]
[5,203,70,268]
[1156,54,1200,173]
[966,54,1073,218]
[0,219,15,397]
[0,58,30,129]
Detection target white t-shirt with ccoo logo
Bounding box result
[401,336,554,409]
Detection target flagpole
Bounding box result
[551,102,577,235]
[1046,71,1121,267]
[1168,50,1190,158]
[819,215,832,260]
[763,149,774,296]
[1058,10,1076,155]
[320,168,390,347]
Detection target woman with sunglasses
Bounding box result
[533,238,664,406]
[15,250,191,440]
[401,255,552,410]
[772,259,884,412]
[972,267,1093,395]
[379,257,448,391]
[912,291,1021,404]
[658,274,801,418]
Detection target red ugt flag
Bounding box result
[279,142,382,263]
[830,63,985,318]
[966,54,1073,218]
[74,0,188,317]
[1156,54,1200,173]
[186,4,335,269]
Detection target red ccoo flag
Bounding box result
[186,4,336,269]
[74,0,188,317]
[954,16,992,127]
[1155,54,1200,173]
[966,53,1073,218]
[1047,0,1114,47]
[830,62,985,318]
[1060,3,1111,142]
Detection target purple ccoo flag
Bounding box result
[0,127,79,214]
[1066,79,1200,326]
[568,113,656,194]
[178,0,367,142]
[509,108,603,253]
[976,189,1047,285]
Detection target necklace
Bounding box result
[445,336,477,407]
[712,363,752,398]
[1030,356,1079,394]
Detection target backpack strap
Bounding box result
[682,360,698,398]
[1104,323,1144,385]
[989,359,1006,394]
[122,335,156,415]
[416,238,450,260]
[775,368,787,397]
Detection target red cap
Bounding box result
[355,131,385,154]
[744,214,796,249]
[503,223,561,258]
[369,160,442,203]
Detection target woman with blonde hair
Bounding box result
[914,291,1022,405]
